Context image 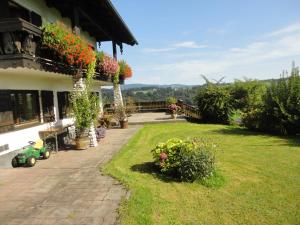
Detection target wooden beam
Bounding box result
[77,7,116,42]
[112,41,117,60]
[0,0,9,19]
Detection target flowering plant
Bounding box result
[42,22,95,68]
[168,104,181,114]
[119,60,133,79]
[97,51,119,77]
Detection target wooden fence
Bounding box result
[104,100,202,120]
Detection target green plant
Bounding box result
[151,138,217,182]
[71,60,99,136]
[263,65,300,135]
[166,96,177,105]
[152,138,184,174]
[242,63,300,135]
[178,145,215,182]
[196,84,232,124]
[230,79,266,112]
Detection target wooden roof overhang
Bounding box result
[45,0,138,46]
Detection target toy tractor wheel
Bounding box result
[42,150,51,159]
[27,157,36,167]
[11,157,19,168]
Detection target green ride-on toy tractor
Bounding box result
[11,139,51,168]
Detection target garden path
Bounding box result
[0,125,141,225]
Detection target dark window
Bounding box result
[0,90,14,133]
[10,90,40,125]
[41,91,55,122]
[57,92,71,119]
[0,90,40,133]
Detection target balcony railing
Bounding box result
[0,18,115,83]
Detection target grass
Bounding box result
[103,123,300,225]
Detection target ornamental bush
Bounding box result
[151,138,216,182]
[241,63,300,135]
[195,84,232,124]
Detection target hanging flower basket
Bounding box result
[96,51,119,78]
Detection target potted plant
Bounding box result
[71,62,99,150]
[113,104,128,129]
[168,104,181,119]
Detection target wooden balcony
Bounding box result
[0,18,115,83]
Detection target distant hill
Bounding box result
[121,83,197,90]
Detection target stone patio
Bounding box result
[128,112,186,124]
[0,125,141,225]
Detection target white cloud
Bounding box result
[266,21,300,37]
[172,41,207,49]
[135,21,300,85]
[142,41,207,53]
[142,47,176,53]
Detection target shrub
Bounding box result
[151,138,216,182]
[195,84,232,124]
[262,66,300,135]
[178,146,215,182]
[152,138,184,174]
[241,63,300,135]
[230,79,266,112]
[166,97,177,105]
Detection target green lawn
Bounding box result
[104,123,300,225]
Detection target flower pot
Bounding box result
[120,120,128,129]
[75,136,90,150]
[171,113,177,119]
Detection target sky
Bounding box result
[101,0,300,85]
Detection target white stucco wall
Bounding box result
[0,68,103,155]
[13,0,97,47]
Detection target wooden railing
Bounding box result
[104,101,167,113]
[177,100,202,120]
[104,100,202,120]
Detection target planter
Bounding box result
[120,120,128,129]
[75,136,90,150]
[171,113,177,119]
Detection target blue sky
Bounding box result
[101,0,300,85]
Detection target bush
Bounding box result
[230,79,266,112]
[195,84,232,124]
[262,66,300,135]
[151,138,216,182]
[166,97,177,105]
[178,146,215,182]
[152,138,184,174]
[242,63,300,135]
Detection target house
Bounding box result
[0,0,137,161]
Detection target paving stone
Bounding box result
[0,125,142,225]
